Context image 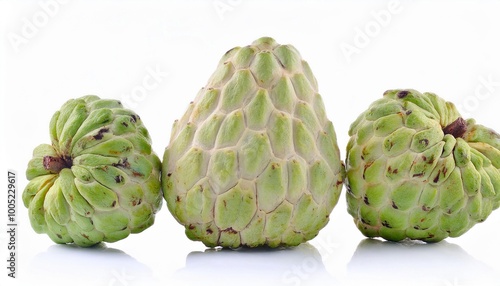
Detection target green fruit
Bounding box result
[23,96,162,247]
[163,37,345,248]
[346,89,500,242]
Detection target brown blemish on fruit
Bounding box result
[132,170,143,177]
[433,170,441,183]
[207,228,213,234]
[363,161,374,179]
[363,196,369,205]
[112,158,130,169]
[114,175,124,183]
[93,128,110,140]
[131,198,142,206]
[222,227,237,234]
[413,172,424,178]
[397,90,409,98]
[387,166,398,174]
[392,201,398,209]
[387,141,395,150]
[419,139,429,147]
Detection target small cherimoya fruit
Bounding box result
[23,96,162,247]
[346,89,500,242]
[163,37,345,248]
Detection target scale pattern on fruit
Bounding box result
[163,37,345,248]
[23,96,162,247]
[346,89,500,242]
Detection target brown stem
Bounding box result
[43,155,72,173]
[443,117,467,138]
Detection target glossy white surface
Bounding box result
[2,1,500,285]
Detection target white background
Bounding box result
[2,0,500,285]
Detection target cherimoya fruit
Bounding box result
[346,89,500,242]
[163,37,345,248]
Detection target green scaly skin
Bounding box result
[23,96,162,247]
[346,89,500,242]
[163,37,345,248]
